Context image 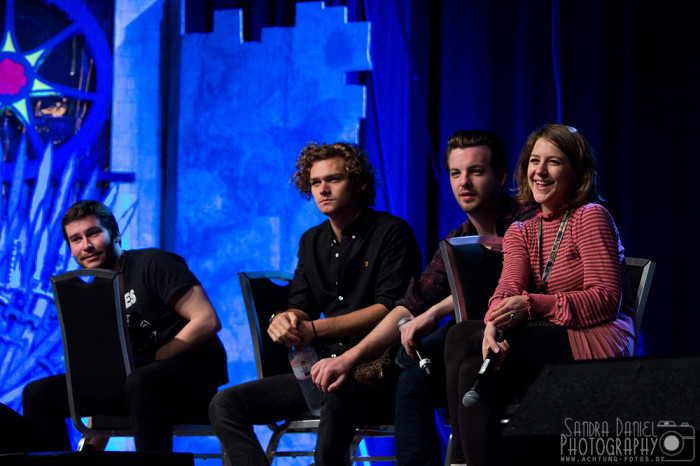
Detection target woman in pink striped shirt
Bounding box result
[444,124,635,466]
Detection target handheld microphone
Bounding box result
[462,331,505,408]
[397,317,432,376]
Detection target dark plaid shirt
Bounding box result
[395,195,536,316]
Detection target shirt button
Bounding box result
[338,296,344,301]
[352,235,356,239]
[335,253,339,258]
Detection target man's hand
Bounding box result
[399,311,434,359]
[310,354,354,393]
[267,311,314,347]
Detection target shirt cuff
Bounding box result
[528,292,558,319]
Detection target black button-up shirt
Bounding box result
[287,208,422,347]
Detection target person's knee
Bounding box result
[208,386,249,426]
[124,370,150,399]
[22,380,41,409]
[396,366,430,403]
[22,378,55,413]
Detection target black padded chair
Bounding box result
[440,235,504,323]
[624,257,656,355]
[238,271,396,463]
[50,269,224,463]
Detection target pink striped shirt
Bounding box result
[487,203,635,359]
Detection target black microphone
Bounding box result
[397,317,431,376]
[462,331,505,408]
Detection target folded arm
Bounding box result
[155,285,221,360]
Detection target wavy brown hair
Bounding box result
[444,129,508,179]
[291,142,377,207]
[515,124,602,207]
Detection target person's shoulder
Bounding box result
[300,219,330,237]
[507,213,538,235]
[574,203,613,223]
[298,220,332,248]
[127,248,187,266]
[372,209,411,227]
[368,209,417,239]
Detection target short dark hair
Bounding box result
[444,129,508,178]
[515,124,602,207]
[61,200,120,244]
[291,142,377,207]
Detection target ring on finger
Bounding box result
[509,313,515,320]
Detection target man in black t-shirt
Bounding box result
[22,200,227,452]
[209,143,422,466]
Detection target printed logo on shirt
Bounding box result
[364,261,369,268]
[124,289,137,308]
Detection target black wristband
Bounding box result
[311,320,318,339]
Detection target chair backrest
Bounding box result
[440,236,504,322]
[50,269,134,430]
[624,257,656,353]
[238,271,295,380]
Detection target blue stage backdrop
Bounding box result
[177,1,370,388]
[175,2,385,461]
[0,0,125,412]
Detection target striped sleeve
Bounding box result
[486,221,531,320]
[539,204,623,329]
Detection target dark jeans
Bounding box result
[393,322,451,466]
[22,356,221,452]
[209,372,395,466]
[0,403,37,454]
[444,320,573,466]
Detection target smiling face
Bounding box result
[309,156,361,220]
[448,146,504,215]
[64,215,120,269]
[527,138,575,214]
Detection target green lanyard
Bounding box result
[537,208,573,292]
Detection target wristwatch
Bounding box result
[268,313,277,325]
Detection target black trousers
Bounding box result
[444,320,573,466]
[209,372,395,466]
[393,322,451,466]
[22,356,220,452]
[0,403,37,454]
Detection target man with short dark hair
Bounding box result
[22,200,227,452]
[209,142,422,466]
[311,130,536,465]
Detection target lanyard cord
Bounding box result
[537,208,572,291]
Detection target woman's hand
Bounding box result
[487,295,529,331]
[482,321,510,365]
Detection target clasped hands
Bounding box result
[267,311,351,393]
[267,311,315,346]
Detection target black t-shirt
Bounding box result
[121,249,227,382]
